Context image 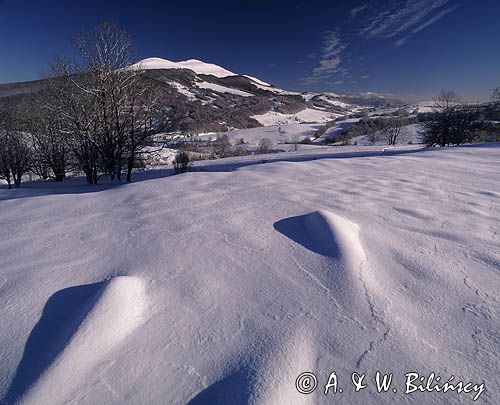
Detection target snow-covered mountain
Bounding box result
[130,57,270,86]
[0,57,403,134]
[129,57,302,97]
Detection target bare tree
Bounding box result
[257,137,272,154]
[420,90,476,147]
[40,22,168,184]
[122,79,169,182]
[173,150,191,174]
[492,87,500,102]
[42,57,102,184]
[291,134,301,151]
[26,89,69,182]
[368,132,377,144]
[384,117,402,146]
[72,22,143,182]
[0,109,32,188]
[213,134,232,158]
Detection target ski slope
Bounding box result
[0,144,499,404]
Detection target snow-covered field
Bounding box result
[252,109,340,126]
[223,124,321,150]
[0,144,499,404]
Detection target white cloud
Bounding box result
[360,0,459,46]
[351,4,369,18]
[410,4,459,34]
[306,32,347,83]
[305,1,460,85]
[394,37,408,47]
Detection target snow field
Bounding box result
[0,144,498,404]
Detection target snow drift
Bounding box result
[0,144,499,404]
[5,277,145,404]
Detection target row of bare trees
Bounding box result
[0,22,170,187]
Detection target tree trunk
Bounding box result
[116,159,122,182]
[126,156,134,183]
[86,173,93,184]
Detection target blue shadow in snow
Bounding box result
[3,282,104,404]
[188,368,252,405]
[274,213,342,258]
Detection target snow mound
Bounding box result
[19,276,146,404]
[275,210,369,308]
[250,332,317,405]
[303,210,366,270]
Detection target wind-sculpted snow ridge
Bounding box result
[275,210,371,310]
[191,211,370,405]
[17,276,146,405]
[303,210,366,270]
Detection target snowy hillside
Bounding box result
[130,57,284,93]
[0,144,498,404]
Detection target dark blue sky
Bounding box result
[1,0,499,101]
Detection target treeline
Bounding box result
[344,116,417,144]
[0,22,170,188]
[316,90,500,147]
